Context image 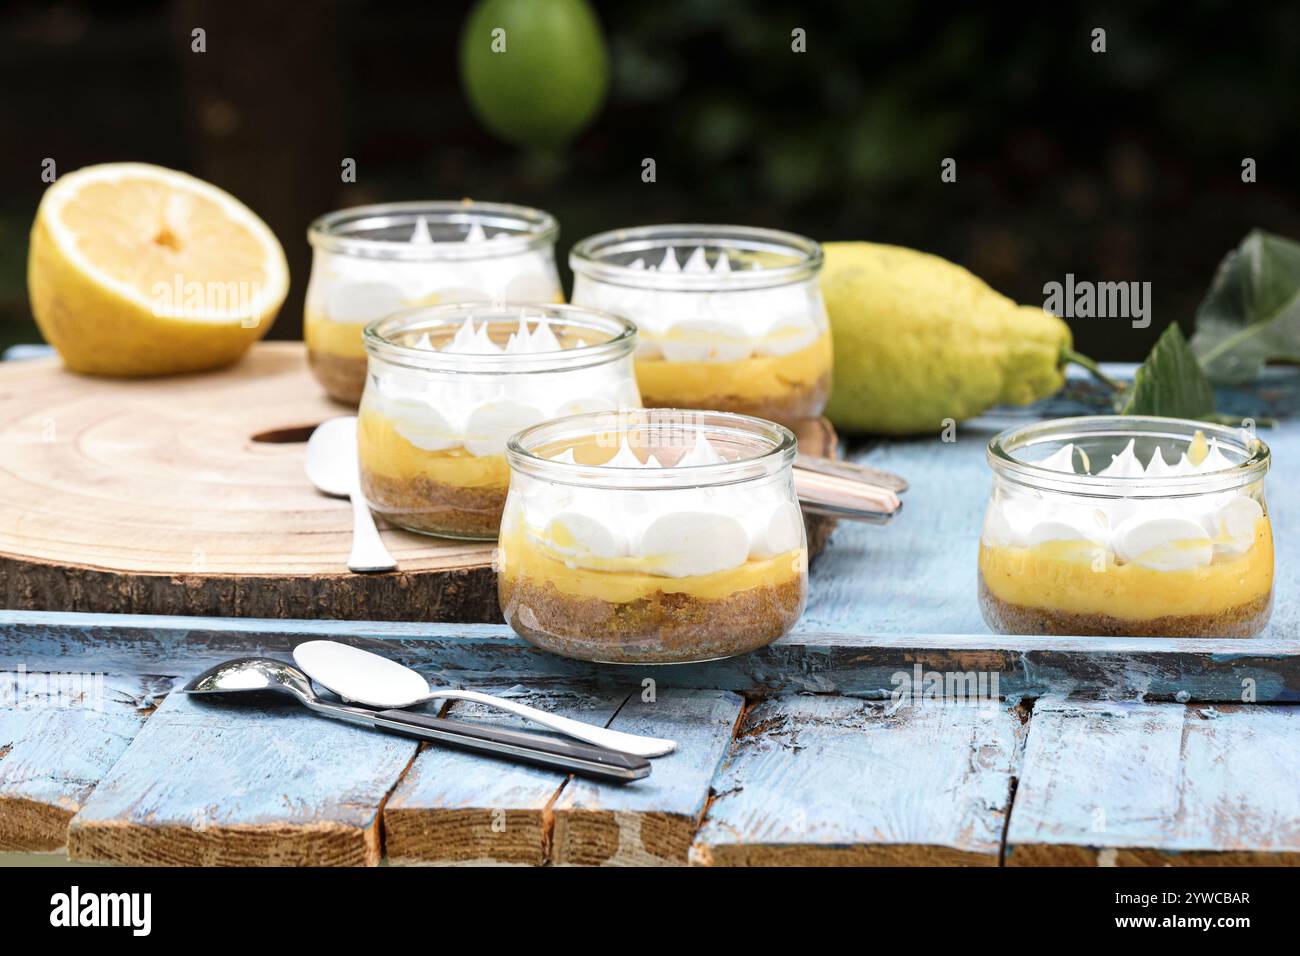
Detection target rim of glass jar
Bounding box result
[307,200,558,261]
[569,224,823,292]
[363,302,637,374]
[988,415,1270,498]
[507,409,798,490]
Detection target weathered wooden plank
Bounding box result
[3,611,1298,702]
[690,696,1020,866]
[552,688,744,866]
[67,690,418,866]
[1006,698,1300,865]
[0,672,151,852]
[384,688,627,866]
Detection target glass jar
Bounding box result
[358,303,640,540]
[306,201,561,405]
[499,408,809,663]
[980,416,1272,637]
[569,225,831,426]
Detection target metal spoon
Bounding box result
[305,417,396,573]
[293,640,676,758]
[180,657,650,783]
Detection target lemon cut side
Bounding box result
[28,162,289,376]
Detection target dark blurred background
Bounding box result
[1,0,1298,358]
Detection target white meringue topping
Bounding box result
[682,246,709,273]
[418,315,571,356]
[307,219,559,327]
[409,216,433,244]
[637,511,752,577]
[571,245,826,362]
[1035,443,1078,473]
[373,314,635,458]
[1143,447,1174,477]
[524,434,800,578]
[1112,514,1213,571]
[1098,439,1145,478]
[997,432,1263,571]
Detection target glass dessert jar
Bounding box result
[979,416,1273,638]
[306,201,561,404]
[358,303,640,540]
[499,408,809,663]
[569,225,831,426]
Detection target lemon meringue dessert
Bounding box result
[569,225,831,426]
[498,409,809,663]
[357,304,640,539]
[979,416,1273,637]
[306,202,561,404]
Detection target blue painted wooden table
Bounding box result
[1,367,1298,865]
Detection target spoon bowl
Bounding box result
[183,656,316,704]
[305,416,397,573]
[305,417,360,497]
[293,640,677,758]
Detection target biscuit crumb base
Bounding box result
[361,468,506,540]
[640,372,830,427]
[500,572,806,663]
[308,349,366,406]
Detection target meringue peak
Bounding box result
[409,216,433,244]
[1098,439,1144,478]
[1036,443,1077,474]
[1144,446,1174,477]
[434,314,570,355]
[1197,438,1234,473]
[677,430,724,467]
[682,247,709,273]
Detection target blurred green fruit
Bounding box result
[460,0,609,151]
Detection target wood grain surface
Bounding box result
[0,674,151,852]
[384,688,626,865]
[4,611,1298,703]
[0,344,839,623]
[1005,698,1300,865]
[551,688,744,865]
[3,628,1297,864]
[690,695,1021,866]
[66,690,418,866]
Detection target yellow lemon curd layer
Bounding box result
[635,333,831,403]
[306,309,369,359]
[979,520,1273,621]
[357,408,509,489]
[499,525,807,603]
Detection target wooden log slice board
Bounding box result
[0,343,840,622]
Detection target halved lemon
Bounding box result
[28,162,289,376]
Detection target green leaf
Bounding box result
[1189,229,1300,383]
[1121,323,1217,419]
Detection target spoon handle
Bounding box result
[347,490,397,573]
[344,704,650,782]
[794,467,902,524]
[429,689,677,758]
[795,453,908,493]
